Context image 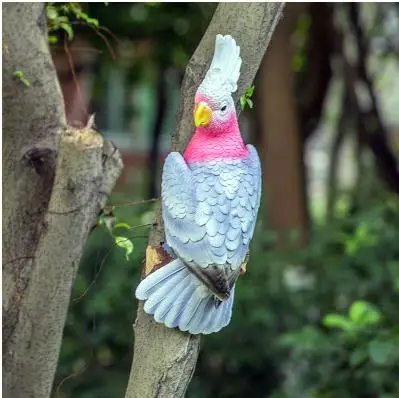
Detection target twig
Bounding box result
[64,36,89,119]
[110,198,159,208]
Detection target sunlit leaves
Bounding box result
[97,209,135,260]
[349,300,382,326]
[240,85,255,111]
[46,2,100,44]
[114,236,134,261]
[46,4,74,42]
[344,221,379,256]
[323,313,355,332]
[323,300,382,334]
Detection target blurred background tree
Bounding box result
[49,2,399,397]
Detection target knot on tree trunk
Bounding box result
[23,147,57,177]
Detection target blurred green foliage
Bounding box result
[87,2,215,68]
[54,190,399,398]
[191,193,399,398]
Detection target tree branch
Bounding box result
[125,3,285,398]
[256,3,309,249]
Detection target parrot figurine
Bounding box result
[135,34,262,335]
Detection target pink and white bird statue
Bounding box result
[135,34,262,334]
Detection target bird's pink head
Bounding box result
[192,92,237,135]
[184,35,248,163]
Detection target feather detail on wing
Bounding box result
[161,150,261,299]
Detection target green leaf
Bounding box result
[349,300,382,326]
[246,98,253,109]
[322,313,354,332]
[368,340,395,366]
[13,70,30,87]
[60,22,74,41]
[60,4,72,14]
[292,53,304,73]
[86,17,99,28]
[114,236,134,260]
[46,6,58,20]
[240,96,246,110]
[246,85,255,97]
[48,35,59,44]
[113,223,131,231]
[57,16,69,23]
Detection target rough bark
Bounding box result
[125,3,285,398]
[256,3,309,249]
[2,4,123,397]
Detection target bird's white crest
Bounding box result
[198,34,242,95]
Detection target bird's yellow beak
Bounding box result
[194,102,212,127]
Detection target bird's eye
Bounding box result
[221,105,227,112]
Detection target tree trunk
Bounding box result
[125,3,285,398]
[297,3,334,141]
[256,3,309,249]
[2,4,123,397]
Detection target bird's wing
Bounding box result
[162,151,261,298]
[162,152,230,298]
[242,144,262,244]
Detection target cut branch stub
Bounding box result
[240,251,250,275]
[144,245,174,278]
[144,246,249,279]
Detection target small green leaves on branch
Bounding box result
[114,236,134,261]
[13,70,30,87]
[46,2,100,44]
[98,211,135,260]
[67,3,99,28]
[47,3,74,42]
[98,207,116,233]
[240,85,255,111]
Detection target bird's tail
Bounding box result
[135,259,235,335]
